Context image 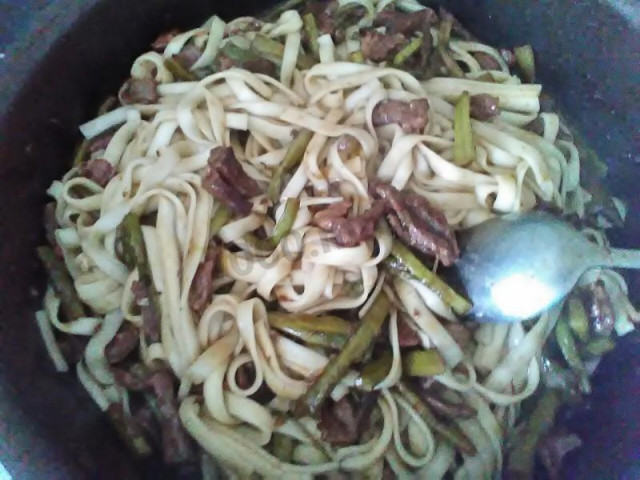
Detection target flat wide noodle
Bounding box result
[39,1,634,478]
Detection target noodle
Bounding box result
[36,1,636,478]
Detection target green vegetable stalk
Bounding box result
[302,13,320,58]
[349,51,365,63]
[514,45,535,82]
[271,433,294,462]
[268,129,313,202]
[266,198,300,248]
[402,349,446,377]
[356,351,393,391]
[506,389,561,480]
[252,34,313,70]
[295,292,391,416]
[165,57,199,81]
[252,34,286,64]
[453,91,475,166]
[119,213,162,343]
[555,317,590,393]
[436,17,464,78]
[566,296,589,342]
[585,337,615,357]
[393,37,423,66]
[37,246,86,321]
[268,311,352,349]
[209,204,231,238]
[387,241,472,315]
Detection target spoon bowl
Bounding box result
[455,211,640,323]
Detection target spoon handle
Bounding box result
[606,248,640,269]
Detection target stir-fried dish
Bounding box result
[36,1,637,478]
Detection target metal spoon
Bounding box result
[455,211,640,323]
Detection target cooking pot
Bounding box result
[0,0,638,478]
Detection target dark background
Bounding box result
[0,0,638,478]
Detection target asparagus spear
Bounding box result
[165,57,199,81]
[506,389,561,479]
[349,50,365,63]
[555,317,590,393]
[295,292,391,416]
[398,383,477,456]
[268,311,352,349]
[585,337,615,357]
[566,296,589,343]
[268,129,313,202]
[453,91,475,166]
[271,433,294,462]
[436,17,464,78]
[251,34,313,70]
[387,241,472,315]
[37,246,85,321]
[266,198,300,248]
[119,213,162,343]
[302,13,320,58]
[402,349,446,377]
[393,37,423,66]
[356,351,393,391]
[514,45,535,82]
[209,204,231,238]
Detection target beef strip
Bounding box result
[414,380,476,418]
[499,48,516,68]
[131,281,161,344]
[470,94,500,120]
[444,322,472,350]
[423,392,476,418]
[360,29,407,62]
[202,147,262,215]
[58,335,90,364]
[119,77,159,105]
[79,158,116,187]
[216,54,277,76]
[175,44,203,70]
[87,132,114,154]
[373,7,437,35]
[188,241,219,315]
[151,370,194,464]
[313,200,352,230]
[151,29,181,52]
[584,281,615,337]
[397,317,421,347]
[318,396,358,446]
[372,98,430,133]
[105,322,139,364]
[372,182,459,265]
[306,1,338,37]
[474,52,502,71]
[313,200,388,247]
[114,364,193,464]
[106,403,152,458]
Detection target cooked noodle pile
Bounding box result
[37,1,637,478]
